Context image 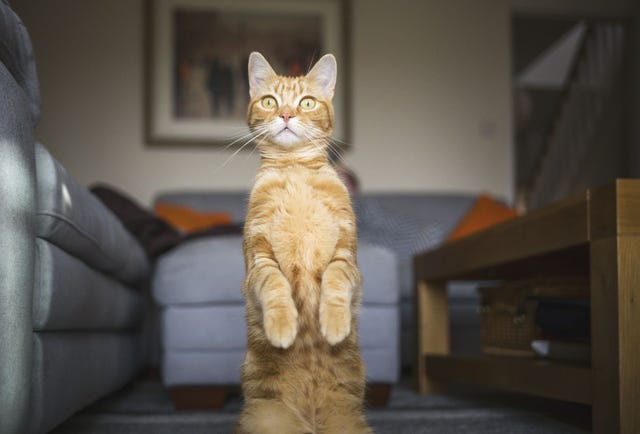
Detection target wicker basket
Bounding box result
[478,276,589,357]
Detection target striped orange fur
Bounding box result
[235,52,371,434]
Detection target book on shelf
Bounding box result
[531,339,591,364]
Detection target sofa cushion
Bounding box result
[162,305,246,351]
[362,347,399,383]
[356,194,477,239]
[161,305,397,352]
[33,239,144,331]
[153,235,245,306]
[35,143,149,286]
[359,244,399,304]
[162,351,245,386]
[359,306,399,350]
[153,235,399,306]
[160,305,399,384]
[356,194,477,299]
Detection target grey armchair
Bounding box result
[0,3,150,433]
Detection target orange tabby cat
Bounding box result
[236,52,371,434]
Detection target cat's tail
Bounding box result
[236,398,314,434]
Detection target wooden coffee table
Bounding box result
[413,179,640,434]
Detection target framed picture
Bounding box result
[146,0,349,147]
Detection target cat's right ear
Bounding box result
[248,52,276,99]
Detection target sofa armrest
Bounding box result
[0,3,41,430]
[0,60,37,434]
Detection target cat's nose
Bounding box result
[280,112,295,123]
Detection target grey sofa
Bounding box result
[151,191,479,406]
[0,3,150,433]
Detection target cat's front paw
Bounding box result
[263,300,298,349]
[319,302,351,345]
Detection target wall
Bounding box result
[349,0,512,198]
[15,0,513,205]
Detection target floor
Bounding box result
[51,375,591,434]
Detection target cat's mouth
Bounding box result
[277,126,298,137]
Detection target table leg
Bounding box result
[416,279,450,394]
[590,236,640,434]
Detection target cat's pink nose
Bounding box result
[280,112,295,123]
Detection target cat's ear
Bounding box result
[248,52,277,99]
[307,54,337,100]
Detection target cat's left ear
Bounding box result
[307,54,337,100]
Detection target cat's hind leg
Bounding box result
[235,399,312,434]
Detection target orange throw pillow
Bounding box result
[447,194,517,242]
[155,202,232,233]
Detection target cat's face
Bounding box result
[247,52,336,149]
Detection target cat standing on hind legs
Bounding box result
[235,52,372,434]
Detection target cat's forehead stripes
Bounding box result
[268,77,310,104]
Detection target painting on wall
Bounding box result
[146,0,347,146]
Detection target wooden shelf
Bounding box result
[425,354,592,405]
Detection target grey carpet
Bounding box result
[51,379,590,434]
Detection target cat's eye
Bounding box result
[299,97,316,110]
[261,96,277,110]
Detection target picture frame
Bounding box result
[145,0,349,147]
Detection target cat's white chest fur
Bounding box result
[255,168,341,276]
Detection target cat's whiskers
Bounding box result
[306,124,351,148]
[223,125,268,151]
[215,127,269,171]
[328,136,351,147]
[246,141,259,160]
[328,143,347,165]
[301,131,329,158]
[303,126,347,165]
[305,124,348,146]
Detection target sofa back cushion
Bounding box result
[154,191,477,299]
[35,144,150,286]
[154,191,476,234]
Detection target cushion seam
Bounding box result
[34,239,46,329]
